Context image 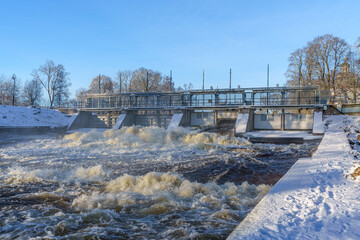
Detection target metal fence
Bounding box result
[75,86,329,109]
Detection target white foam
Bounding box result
[72,172,271,214]
[74,165,108,182]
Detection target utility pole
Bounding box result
[98,74,101,108]
[170,70,172,91]
[202,70,204,90]
[229,68,232,89]
[12,74,16,106]
[267,64,269,89]
[119,72,122,93]
[267,64,269,105]
[298,65,301,104]
[98,74,101,94]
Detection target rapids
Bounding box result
[0,127,318,239]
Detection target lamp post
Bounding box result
[11,74,16,106]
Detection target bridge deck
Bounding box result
[72,86,329,110]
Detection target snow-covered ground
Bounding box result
[0,105,74,128]
[228,115,360,239]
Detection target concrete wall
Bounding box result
[190,111,215,126]
[67,111,91,130]
[284,114,313,130]
[254,114,282,130]
[135,114,172,128]
[235,114,249,135]
[135,115,158,127]
[69,108,319,133]
[68,111,108,130]
[313,110,325,134]
[217,111,238,119]
[341,104,360,115]
[167,113,184,130]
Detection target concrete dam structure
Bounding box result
[67,86,329,137]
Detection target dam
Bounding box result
[66,86,330,138]
[0,86,331,239]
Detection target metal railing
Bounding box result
[74,86,329,109]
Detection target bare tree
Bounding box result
[114,70,132,93]
[22,79,42,106]
[177,82,193,91]
[286,34,349,103]
[129,68,163,92]
[285,48,305,86]
[0,75,21,106]
[356,37,360,63]
[88,75,113,94]
[75,88,88,102]
[32,60,70,108]
[114,69,178,93]
[0,74,6,104]
[53,78,71,108]
[336,50,360,103]
[161,74,175,92]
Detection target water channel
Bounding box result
[0,127,318,239]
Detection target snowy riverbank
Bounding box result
[0,105,74,129]
[228,115,360,239]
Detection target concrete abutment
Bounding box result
[68,106,325,136]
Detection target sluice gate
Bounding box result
[67,86,329,135]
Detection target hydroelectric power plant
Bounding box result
[0,86,329,239]
[67,86,329,138]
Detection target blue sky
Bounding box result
[0,0,359,96]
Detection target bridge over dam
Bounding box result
[66,86,330,140]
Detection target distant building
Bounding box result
[340,57,350,73]
[336,58,357,103]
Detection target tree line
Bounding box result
[0,60,70,108]
[0,62,190,108]
[75,68,193,104]
[286,34,360,103]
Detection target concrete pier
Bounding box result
[68,105,325,138]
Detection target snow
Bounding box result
[0,105,74,128]
[228,115,360,240]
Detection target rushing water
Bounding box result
[0,127,318,239]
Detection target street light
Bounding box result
[11,74,16,106]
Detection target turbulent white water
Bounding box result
[0,127,317,239]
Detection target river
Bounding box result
[0,127,318,239]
